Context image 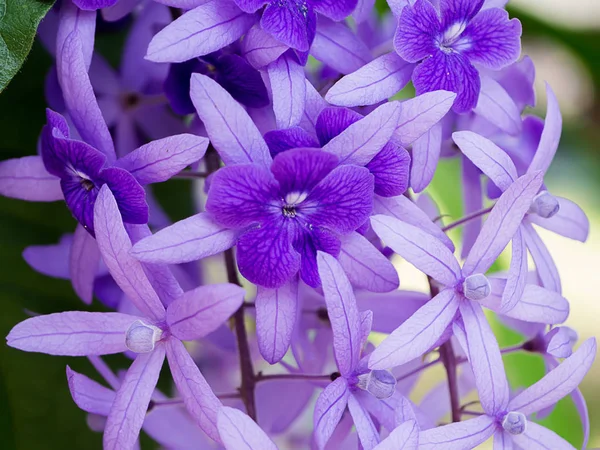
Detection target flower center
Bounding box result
[125,320,163,353]
[529,191,560,219]
[357,370,397,399]
[502,411,527,435]
[79,178,95,192]
[282,191,308,218]
[462,273,491,301]
[439,21,468,53]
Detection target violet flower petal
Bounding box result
[512,422,575,450]
[394,0,440,63]
[57,1,96,69]
[317,252,362,377]
[270,146,338,194]
[94,186,165,320]
[508,337,596,415]
[528,197,589,242]
[165,338,222,442]
[325,53,414,107]
[452,130,518,192]
[460,156,484,259]
[369,289,460,370]
[23,234,72,279]
[255,279,299,363]
[521,221,562,293]
[146,0,256,63]
[501,227,527,312]
[167,284,245,341]
[218,406,278,450]
[312,0,358,21]
[338,232,399,293]
[356,290,428,335]
[190,74,272,167]
[0,156,62,201]
[374,420,418,450]
[323,101,402,166]
[66,366,116,416]
[103,346,166,450]
[393,90,456,147]
[462,171,544,277]
[261,1,316,52]
[242,24,289,68]
[459,300,509,415]
[411,121,442,193]
[418,415,496,450]
[314,377,351,450]
[130,212,238,264]
[6,312,137,356]
[528,83,562,175]
[370,215,461,286]
[70,224,101,304]
[367,142,411,197]
[117,134,209,185]
[473,76,522,136]
[347,394,380,450]
[316,107,362,146]
[264,127,320,157]
[499,284,569,324]
[300,78,328,135]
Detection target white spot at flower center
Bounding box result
[502,411,527,435]
[444,22,467,44]
[529,190,560,218]
[463,273,491,301]
[285,191,309,205]
[125,320,163,353]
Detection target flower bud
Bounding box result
[125,320,162,353]
[357,370,397,399]
[463,274,491,301]
[502,411,527,435]
[529,191,560,219]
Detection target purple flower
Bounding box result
[395,0,522,113]
[6,187,246,448]
[146,0,360,66]
[206,147,374,288]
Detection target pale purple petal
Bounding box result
[23,234,72,279]
[373,195,455,251]
[165,338,222,442]
[66,366,116,416]
[268,53,306,129]
[143,404,211,449]
[57,31,115,163]
[242,24,288,69]
[233,0,267,13]
[314,377,351,450]
[462,171,544,276]
[0,156,62,201]
[146,0,256,63]
[356,290,428,335]
[369,289,460,370]
[218,406,278,450]
[411,121,442,193]
[512,422,576,450]
[501,227,527,312]
[459,300,509,415]
[256,279,299,364]
[373,420,418,450]
[418,415,496,450]
[312,17,372,75]
[167,284,245,341]
[300,78,328,135]
[256,379,314,434]
[460,156,483,259]
[571,387,590,449]
[102,0,142,21]
[347,394,380,450]
[359,310,373,348]
[352,0,375,23]
[508,338,596,415]
[338,232,399,293]
[317,252,361,376]
[474,76,522,136]
[70,224,101,304]
[6,312,137,356]
[117,134,209,185]
[370,215,461,286]
[493,430,513,450]
[501,284,569,324]
[393,90,456,146]
[546,327,577,358]
[94,186,165,320]
[325,53,414,107]
[528,84,562,175]
[103,346,166,450]
[521,222,561,293]
[190,74,272,167]
[57,1,96,69]
[452,130,517,192]
[323,102,401,166]
[412,51,481,114]
[131,212,238,264]
[528,197,589,242]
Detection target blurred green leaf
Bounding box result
[0,0,55,93]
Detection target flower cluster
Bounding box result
[1,0,595,449]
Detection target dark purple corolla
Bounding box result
[396,0,521,112]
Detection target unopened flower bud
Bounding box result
[125,320,162,353]
[529,191,560,219]
[463,274,491,301]
[502,411,527,435]
[357,370,397,399]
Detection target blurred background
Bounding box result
[0,0,598,448]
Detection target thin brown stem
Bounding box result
[174,170,210,180]
[256,373,332,382]
[442,205,494,232]
[440,341,461,423]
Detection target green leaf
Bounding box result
[0,0,55,93]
